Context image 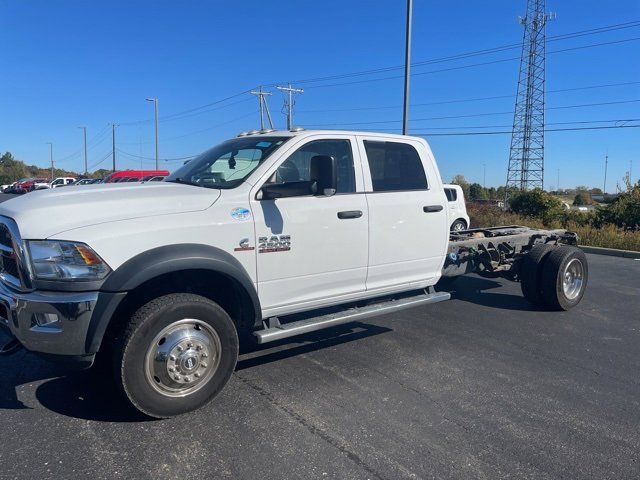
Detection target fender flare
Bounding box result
[85,244,261,353]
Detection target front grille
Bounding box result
[0,217,30,291]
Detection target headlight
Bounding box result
[27,240,111,281]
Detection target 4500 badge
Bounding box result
[258,235,291,253]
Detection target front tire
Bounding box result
[113,293,239,418]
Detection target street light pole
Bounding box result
[146,97,159,169]
[79,126,88,175]
[46,142,54,181]
[402,0,413,135]
[111,123,118,173]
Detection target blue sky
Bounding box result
[0,0,638,189]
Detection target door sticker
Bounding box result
[231,207,251,221]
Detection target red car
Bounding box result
[103,170,170,183]
[13,177,49,194]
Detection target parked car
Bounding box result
[71,178,96,186]
[33,178,52,190]
[141,175,165,182]
[0,129,588,418]
[13,177,50,193]
[49,177,77,188]
[103,170,170,183]
[4,179,27,194]
[443,184,470,231]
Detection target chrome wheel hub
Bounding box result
[144,319,221,397]
[562,258,584,300]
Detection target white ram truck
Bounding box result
[0,129,588,417]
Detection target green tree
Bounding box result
[469,183,488,201]
[0,152,27,184]
[595,180,640,228]
[509,188,564,224]
[573,192,594,206]
[450,174,470,200]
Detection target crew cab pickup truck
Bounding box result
[0,129,588,417]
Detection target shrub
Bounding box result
[594,184,640,229]
[573,191,594,206]
[508,189,564,224]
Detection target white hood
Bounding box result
[0,182,221,239]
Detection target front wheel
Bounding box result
[113,293,239,418]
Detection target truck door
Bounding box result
[357,137,449,291]
[251,136,368,317]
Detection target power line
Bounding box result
[302,36,640,90]
[270,20,640,86]
[412,124,640,136]
[111,21,640,129]
[306,99,640,127]
[297,80,640,113]
[116,148,199,162]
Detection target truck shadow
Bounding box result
[447,275,540,312]
[1,322,390,422]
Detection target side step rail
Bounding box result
[254,289,450,344]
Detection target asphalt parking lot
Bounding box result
[1,253,638,479]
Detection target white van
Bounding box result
[443,184,470,231]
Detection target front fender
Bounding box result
[85,243,261,353]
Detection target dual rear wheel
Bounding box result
[520,244,588,310]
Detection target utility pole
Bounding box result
[250,87,274,130]
[78,126,88,175]
[603,153,608,194]
[146,97,159,169]
[402,0,413,135]
[276,83,304,130]
[557,168,560,192]
[46,142,54,181]
[111,123,118,172]
[483,163,486,190]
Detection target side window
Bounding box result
[272,139,356,194]
[445,188,457,202]
[363,140,428,192]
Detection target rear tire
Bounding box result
[541,246,588,311]
[520,244,556,306]
[112,293,238,418]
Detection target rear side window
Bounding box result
[445,188,457,202]
[363,140,428,192]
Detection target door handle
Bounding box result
[337,210,363,219]
[423,205,443,213]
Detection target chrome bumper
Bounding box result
[0,281,99,356]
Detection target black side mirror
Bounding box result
[310,155,337,196]
[261,181,317,200]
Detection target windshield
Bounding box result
[165,136,289,189]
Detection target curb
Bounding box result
[579,245,640,259]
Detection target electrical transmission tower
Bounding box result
[250,86,274,130]
[276,83,304,130]
[505,0,554,192]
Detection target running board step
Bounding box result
[254,290,450,344]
